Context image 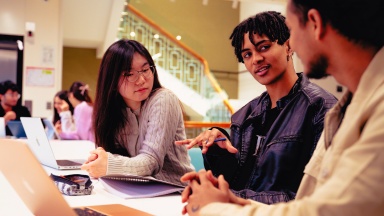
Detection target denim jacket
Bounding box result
[203,73,337,204]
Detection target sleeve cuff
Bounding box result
[106,152,124,175]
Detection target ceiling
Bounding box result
[62,0,112,48]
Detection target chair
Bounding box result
[188,147,205,171]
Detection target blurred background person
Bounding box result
[56,81,94,142]
[52,90,74,130]
[0,80,31,135]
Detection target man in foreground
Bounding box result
[181,0,384,215]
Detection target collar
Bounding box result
[260,72,306,111]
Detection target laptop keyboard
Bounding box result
[73,207,107,216]
[57,159,82,166]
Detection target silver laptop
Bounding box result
[20,117,85,170]
[0,139,152,216]
[0,117,5,137]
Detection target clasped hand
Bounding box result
[180,170,250,215]
[174,128,237,154]
[81,147,108,178]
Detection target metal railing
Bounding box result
[118,4,233,122]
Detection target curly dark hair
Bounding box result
[229,11,290,63]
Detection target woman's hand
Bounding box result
[81,147,108,178]
[59,100,70,113]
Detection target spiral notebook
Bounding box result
[100,174,185,199]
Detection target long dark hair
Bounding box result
[53,90,74,125]
[93,39,162,152]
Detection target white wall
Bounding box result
[237,1,343,107]
[0,0,62,119]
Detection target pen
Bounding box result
[213,137,226,142]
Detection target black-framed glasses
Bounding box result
[122,65,155,83]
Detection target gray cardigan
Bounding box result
[106,88,194,185]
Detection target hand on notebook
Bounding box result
[81,147,108,178]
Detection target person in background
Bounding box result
[81,39,193,185]
[176,11,337,204]
[180,0,384,215]
[52,90,74,128]
[0,80,31,135]
[56,81,94,142]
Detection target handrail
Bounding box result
[184,121,231,128]
[127,4,234,114]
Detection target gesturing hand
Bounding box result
[175,128,237,154]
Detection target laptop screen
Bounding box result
[6,120,27,138]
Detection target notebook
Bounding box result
[20,117,86,170]
[100,174,185,199]
[7,120,27,138]
[42,118,61,140]
[0,139,153,216]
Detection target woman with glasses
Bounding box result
[81,39,194,185]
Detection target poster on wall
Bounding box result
[26,66,54,87]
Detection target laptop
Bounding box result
[42,118,61,140]
[20,117,86,170]
[0,139,153,216]
[7,120,27,138]
[0,117,5,137]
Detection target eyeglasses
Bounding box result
[122,65,155,83]
[5,93,21,99]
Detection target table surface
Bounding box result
[0,139,186,216]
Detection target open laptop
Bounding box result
[0,117,5,137]
[7,120,27,138]
[0,139,153,216]
[42,118,61,140]
[20,117,86,170]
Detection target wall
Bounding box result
[0,0,62,119]
[62,47,100,100]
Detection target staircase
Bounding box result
[118,4,233,122]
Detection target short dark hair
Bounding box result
[229,11,290,63]
[0,80,19,94]
[290,0,384,48]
